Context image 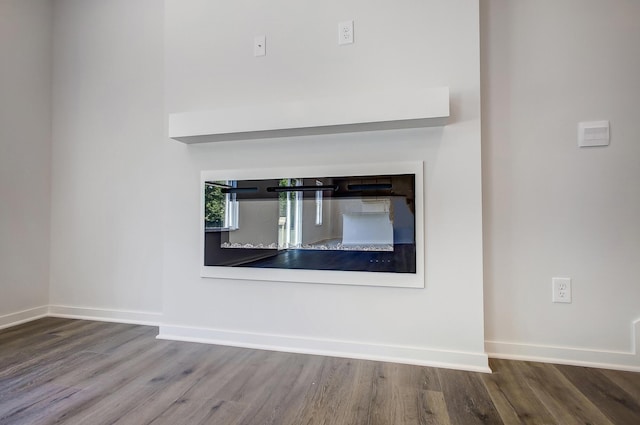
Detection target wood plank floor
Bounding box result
[1,318,639,424]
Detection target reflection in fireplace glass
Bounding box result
[204,174,416,273]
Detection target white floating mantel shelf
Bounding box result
[169,87,449,144]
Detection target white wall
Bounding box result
[482,0,640,369]
[162,0,487,371]
[49,0,164,319]
[0,0,52,325]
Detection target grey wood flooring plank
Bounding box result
[519,361,615,425]
[423,390,452,425]
[50,333,165,389]
[70,323,151,355]
[138,346,286,424]
[43,341,204,425]
[175,345,253,394]
[2,354,156,425]
[379,361,442,392]
[320,358,375,425]
[123,348,323,425]
[481,359,556,425]
[0,351,104,405]
[0,322,120,395]
[178,347,271,404]
[555,364,640,425]
[269,353,335,425]
[0,320,98,361]
[0,321,127,380]
[147,397,247,425]
[599,368,640,402]
[24,387,115,425]
[202,349,294,405]
[0,317,71,346]
[437,367,504,425]
[229,352,323,425]
[0,318,105,348]
[106,344,240,425]
[22,341,177,424]
[0,382,76,424]
[367,362,447,425]
[282,356,375,425]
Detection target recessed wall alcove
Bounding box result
[200,161,425,288]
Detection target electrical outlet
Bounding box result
[338,20,354,45]
[552,277,572,303]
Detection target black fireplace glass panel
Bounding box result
[204,174,416,273]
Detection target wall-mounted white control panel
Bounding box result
[578,121,609,147]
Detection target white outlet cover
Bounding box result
[338,20,354,45]
[552,277,572,303]
[578,121,609,147]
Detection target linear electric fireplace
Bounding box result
[201,162,424,288]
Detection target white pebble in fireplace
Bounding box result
[200,161,424,288]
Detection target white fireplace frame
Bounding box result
[200,161,425,288]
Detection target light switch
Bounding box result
[578,121,609,147]
[254,35,266,57]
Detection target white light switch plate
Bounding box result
[254,35,266,57]
[578,121,609,147]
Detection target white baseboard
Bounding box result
[48,305,162,326]
[0,306,49,330]
[5,307,637,374]
[158,324,491,373]
[486,318,640,373]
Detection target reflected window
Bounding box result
[204,181,239,230]
[315,180,323,226]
